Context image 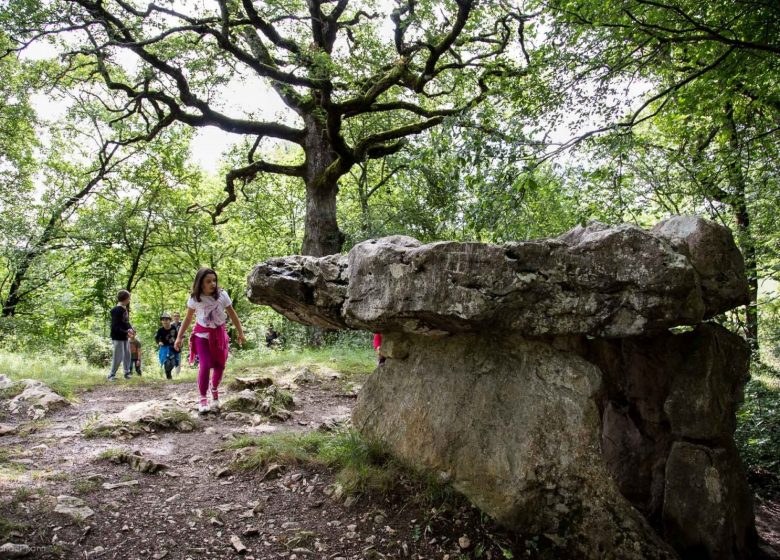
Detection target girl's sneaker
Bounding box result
[198,398,209,414]
[210,398,221,412]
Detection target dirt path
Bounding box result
[1,369,779,559]
[0,371,520,559]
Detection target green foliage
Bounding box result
[65,331,113,367]
[0,351,105,399]
[736,362,780,496]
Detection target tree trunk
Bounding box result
[735,203,759,352]
[2,251,35,317]
[299,116,347,346]
[301,179,344,257]
[301,115,345,257]
[724,104,759,352]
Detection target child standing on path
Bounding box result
[128,331,142,376]
[156,312,178,379]
[172,311,183,375]
[174,268,245,413]
[107,290,133,381]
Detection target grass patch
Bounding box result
[229,431,329,470]
[73,478,101,495]
[736,361,780,497]
[0,382,25,400]
[42,470,69,481]
[16,419,51,437]
[282,530,319,550]
[0,346,373,401]
[0,350,203,399]
[159,409,196,425]
[81,412,124,438]
[0,515,27,541]
[229,347,375,380]
[0,351,110,398]
[0,447,29,477]
[9,487,34,505]
[228,429,456,504]
[97,448,126,461]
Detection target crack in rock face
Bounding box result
[246,216,756,559]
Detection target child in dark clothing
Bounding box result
[156,312,178,379]
[128,331,142,376]
[107,290,133,381]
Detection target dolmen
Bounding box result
[246,216,756,559]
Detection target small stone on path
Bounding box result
[230,534,247,554]
[0,424,18,436]
[54,495,94,520]
[102,480,139,490]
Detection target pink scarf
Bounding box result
[190,323,229,368]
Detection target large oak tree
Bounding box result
[3,0,527,256]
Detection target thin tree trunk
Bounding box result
[2,251,36,317]
[724,103,759,352]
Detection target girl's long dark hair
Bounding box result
[191,267,221,302]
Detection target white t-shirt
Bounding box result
[187,291,232,338]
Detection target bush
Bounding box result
[735,361,780,497]
[66,331,113,367]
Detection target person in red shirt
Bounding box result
[373,333,385,365]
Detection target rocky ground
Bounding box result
[0,366,524,560]
[0,364,778,560]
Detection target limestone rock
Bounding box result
[0,375,16,390]
[653,215,749,317]
[89,400,196,435]
[4,380,69,420]
[0,423,18,436]
[579,324,755,558]
[247,217,747,337]
[229,376,274,391]
[247,216,755,559]
[114,400,188,425]
[102,480,139,490]
[246,253,348,329]
[223,390,260,412]
[353,333,676,559]
[108,451,169,474]
[54,495,94,520]
[663,442,755,558]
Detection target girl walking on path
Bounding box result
[174,268,245,413]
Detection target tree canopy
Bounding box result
[3,0,531,256]
[0,0,778,357]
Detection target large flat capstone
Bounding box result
[247,216,747,337]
